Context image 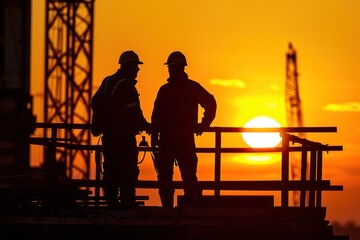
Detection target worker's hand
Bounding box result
[144,122,153,135]
[195,123,207,136]
[151,132,159,149]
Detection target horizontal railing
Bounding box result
[0,122,344,208]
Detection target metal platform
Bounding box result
[0,205,347,240]
[0,123,349,239]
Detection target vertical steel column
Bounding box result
[300,147,308,207]
[44,0,94,180]
[94,149,102,207]
[308,149,317,207]
[281,134,290,207]
[285,43,306,206]
[214,129,221,197]
[316,149,323,207]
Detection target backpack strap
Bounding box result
[102,76,127,97]
[103,76,111,93]
[111,78,127,97]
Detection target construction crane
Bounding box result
[44,0,95,179]
[285,42,306,206]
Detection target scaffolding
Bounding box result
[44,0,94,179]
[285,42,306,206]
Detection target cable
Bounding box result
[138,136,149,164]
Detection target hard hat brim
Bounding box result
[122,60,144,64]
[164,62,187,66]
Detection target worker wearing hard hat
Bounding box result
[91,50,151,210]
[151,51,217,208]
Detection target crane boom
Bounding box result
[285,42,306,206]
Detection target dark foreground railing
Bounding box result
[0,123,343,209]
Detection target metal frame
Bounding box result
[285,43,306,205]
[44,0,94,179]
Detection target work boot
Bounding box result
[159,192,174,208]
[183,187,202,207]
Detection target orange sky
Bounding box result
[30,0,360,225]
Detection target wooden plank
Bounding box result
[0,206,328,224]
[136,180,343,191]
[177,195,274,208]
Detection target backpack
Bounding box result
[90,77,110,137]
[90,76,126,137]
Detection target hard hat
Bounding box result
[118,51,143,64]
[164,51,187,66]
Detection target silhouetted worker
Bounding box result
[91,50,151,210]
[151,51,217,207]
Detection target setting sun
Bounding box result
[242,116,282,148]
[26,0,360,229]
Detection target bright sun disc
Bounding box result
[242,116,282,148]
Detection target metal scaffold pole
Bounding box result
[285,42,306,206]
[44,0,94,180]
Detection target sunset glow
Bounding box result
[242,116,282,148]
[30,0,360,226]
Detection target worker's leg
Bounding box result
[177,138,201,207]
[102,141,120,209]
[157,151,175,208]
[118,136,139,209]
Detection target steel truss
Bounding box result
[285,42,306,206]
[44,0,94,179]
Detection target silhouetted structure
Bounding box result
[0,1,350,239]
[44,0,94,179]
[0,0,35,175]
[286,42,306,206]
[0,123,349,240]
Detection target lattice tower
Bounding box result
[44,0,94,179]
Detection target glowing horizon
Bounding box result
[30,0,360,225]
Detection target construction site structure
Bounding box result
[285,42,306,206]
[0,123,348,240]
[0,0,36,175]
[0,1,350,239]
[44,0,95,180]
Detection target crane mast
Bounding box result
[44,0,95,179]
[285,43,306,206]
